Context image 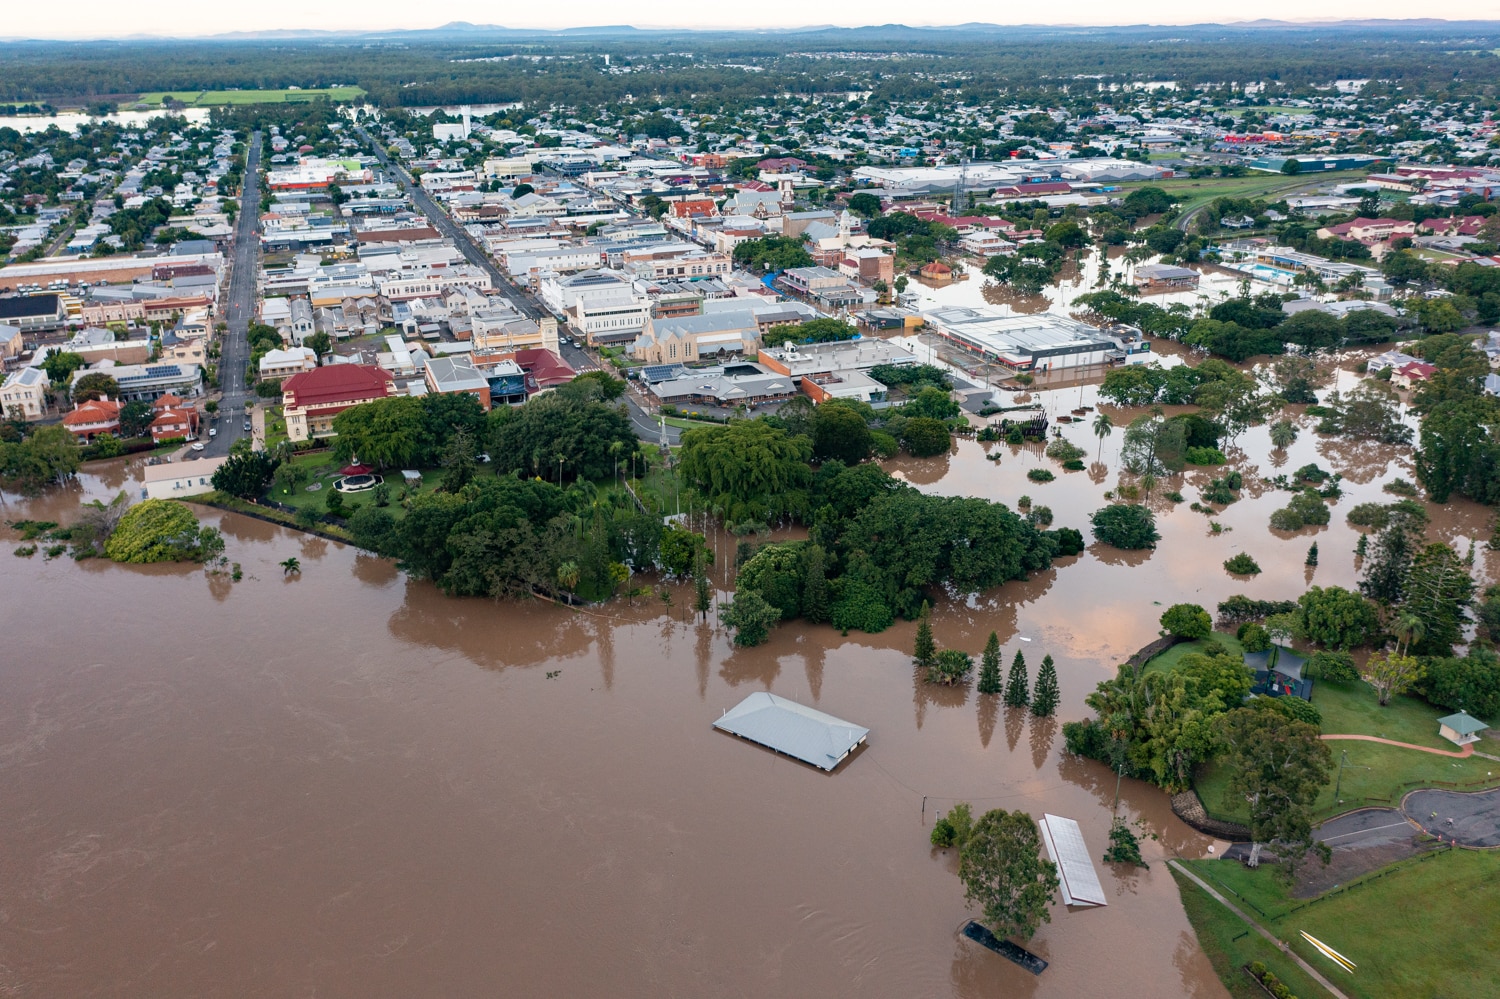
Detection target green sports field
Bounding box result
[136,87,365,107]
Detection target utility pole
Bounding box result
[1333,749,1368,803]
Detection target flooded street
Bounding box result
[3,353,1485,998]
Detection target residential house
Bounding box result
[1392,360,1437,390]
[61,398,124,440]
[280,364,397,442]
[259,347,319,382]
[142,455,227,500]
[148,393,199,443]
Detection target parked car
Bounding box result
[243,422,252,432]
[191,442,206,452]
[208,427,217,437]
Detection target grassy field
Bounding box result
[1170,867,1328,999]
[136,87,365,107]
[1180,850,1500,999]
[1144,632,1245,673]
[1312,680,1460,750]
[1118,170,1369,219]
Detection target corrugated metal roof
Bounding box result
[1038,814,1107,907]
[712,692,868,772]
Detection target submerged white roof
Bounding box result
[712,692,868,771]
[1038,814,1107,907]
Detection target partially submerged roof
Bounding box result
[712,692,868,772]
[1037,814,1107,907]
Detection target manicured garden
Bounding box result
[1144,632,1245,674]
[1179,849,1500,999]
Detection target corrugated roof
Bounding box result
[1038,814,1107,907]
[713,692,868,772]
[1439,712,1489,735]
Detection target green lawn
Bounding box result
[1170,867,1328,999]
[1118,170,1369,219]
[1144,632,1245,673]
[1180,851,1500,999]
[1312,681,1456,750]
[136,87,365,107]
[1196,740,1500,824]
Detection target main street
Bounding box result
[357,124,679,444]
[203,130,262,457]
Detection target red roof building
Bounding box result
[62,398,123,440]
[281,364,396,442]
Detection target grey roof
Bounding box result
[712,692,868,771]
[1038,814,1107,907]
[1244,646,1307,681]
[1135,264,1198,280]
[651,310,759,339]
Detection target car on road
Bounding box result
[244,422,252,432]
[208,427,217,437]
[191,442,206,452]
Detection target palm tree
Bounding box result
[1092,411,1114,460]
[557,561,581,593]
[1270,419,1298,450]
[280,557,301,575]
[1394,612,1426,658]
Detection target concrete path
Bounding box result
[1403,787,1500,848]
[1167,860,1353,999]
[1321,733,1474,759]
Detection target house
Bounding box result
[1367,348,1422,374]
[61,398,124,440]
[919,261,954,283]
[1134,263,1200,294]
[1245,646,1313,701]
[1437,711,1489,748]
[0,366,48,419]
[629,311,761,365]
[280,364,397,442]
[1392,361,1437,390]
[259,347,319,382]
[148,394,199,443]
[1315,217,1417,245]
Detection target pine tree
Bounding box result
[802,543,830,624]
[1305,542,1319,567]
[977,632,1002,695]
[1031,654,1059,717]
[1004,649,1030,708]
[913,601,936,671]
[1355,533,1368,558]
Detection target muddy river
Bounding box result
[2,361,1487,998]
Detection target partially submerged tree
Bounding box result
[959,809,1061,941]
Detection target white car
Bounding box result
[208,427,217,437]
[191,442,206,452]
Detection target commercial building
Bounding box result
[922,307,1128,371]
[629,311,760,365]
[538,270,653,344]
[1133,264,1201,294]
[281,364,397,442]
[423,355,493,410]
[758,338,917,404]
[0,294,68,332]
[0,366,48,419]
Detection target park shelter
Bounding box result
[1244,646,1312,701]
[1437,711,1489,748]
[712,692,868,772]
[1037,814,1107,907]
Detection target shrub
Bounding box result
[1224,552,1261,575]
[1384,478,1418,497]
[930,802,974,849]
[870,430,900,458]
[1090,504,1159,549]
[1050,527,1086,557]
[1017,495,1032,509]
[928,648,974,685]
[1102,817,1148,868]
[1045,438,1086,462]
[1027,468,1055,483]
[1160,602,1212,640]
[1238,623,1271,653]
[1165,491,1184,503]
[1063,458,1086,471]
[1307,650,1360,684]
[1270,489,1329,531]
[1346,501,1390,529]
[1027,505,1054,527]
[1184,446,1226,466]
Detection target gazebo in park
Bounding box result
[1437,711,1489,748]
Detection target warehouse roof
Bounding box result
[712,692,868,772]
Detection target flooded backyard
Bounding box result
[1,350,1486,998]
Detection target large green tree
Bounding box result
[491,393,638,483]
[811,402,873,465]
[678,419,813,524]
[104,499,225,564]
[959,809,1061,941]
[331,396,429,469]
[1215,704,1332,876]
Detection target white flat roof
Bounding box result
[1038,814,1107,907]
[713,692,868,772]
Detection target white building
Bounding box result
[142,456,228,500]
[922,306,1130,372]
[538,270,652,344]
[0,366,48,419]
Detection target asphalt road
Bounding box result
[357,125,677,444]
[203,130,262,458]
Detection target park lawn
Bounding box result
[269,452,459,521]
[1169,867,1327,999]
[1144,631,1245,674]
[1118,170,1368,218]
[137,87,365,106]
[663,415,727,431]
[1312,680,1457,750]
[1195,740,1500,825]
[1180,850,1500,999]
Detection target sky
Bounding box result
[3,1,1476,40]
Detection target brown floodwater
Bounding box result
[3,356,1486,998]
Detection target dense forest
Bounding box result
[3,24,1499,107]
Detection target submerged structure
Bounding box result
[1037,814,1108,907]
[712,692,869,772]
